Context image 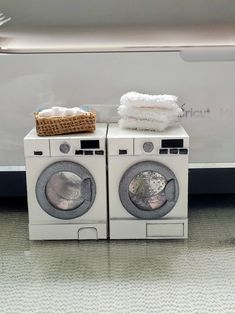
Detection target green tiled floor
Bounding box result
[0,196,234,313]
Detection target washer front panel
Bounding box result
[119,161,179,219]
[36,161,96,219]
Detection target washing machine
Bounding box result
[107,123,189,239]
[24,123,107,240]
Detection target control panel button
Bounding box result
[170,149,178,154]
[34,151,43,156]
[84,150,93,155]
[179,149,188,155]
[95,150,104,155]
[143,142,154,153]
[159,149,168,154]
[119,149,127,155]
[75,150,83,155]
[59,142,71,154]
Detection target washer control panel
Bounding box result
[50,138,105,156]
[134,137,188,156]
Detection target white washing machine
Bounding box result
[107,123,189,239]
[24,123,107,240]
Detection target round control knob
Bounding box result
[59,142,71,154]
[143,142,154,153]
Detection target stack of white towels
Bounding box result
[118,92,183,131]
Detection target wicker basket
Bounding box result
[34,112,96,136]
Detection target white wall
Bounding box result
[0,51,235,166]
[1,0,235,29]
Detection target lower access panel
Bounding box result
[29,223,107,240]
[146,223,184,237]
[110,219,188,239]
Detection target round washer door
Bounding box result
[36,161,96,219]
[119,161,179,219]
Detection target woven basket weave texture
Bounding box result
[35,112,96,136]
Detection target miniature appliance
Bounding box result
[107,123,189,239]
[24,123,107,240]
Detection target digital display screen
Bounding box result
[81,140,100,149]
[162,139,184,148]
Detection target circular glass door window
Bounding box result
[45,171,84,210]
[128,171,167,211]
[36,161,96,219]
[119,161,179,219]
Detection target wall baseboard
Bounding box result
[0,171,27,197]
[0,169,235,197]
[188,168,235,194]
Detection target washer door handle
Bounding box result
[81,178,92,201]
[165,179,176,202]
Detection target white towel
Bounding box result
[120,91,178,109]
[118,91,182,131]
[119,117,179,132]
[38,106,86,117]
[118,105,183,122]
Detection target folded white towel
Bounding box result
[118,105,183,122]
[120,91,178,109]
[119,117,178,132]
[38,106,86,117]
